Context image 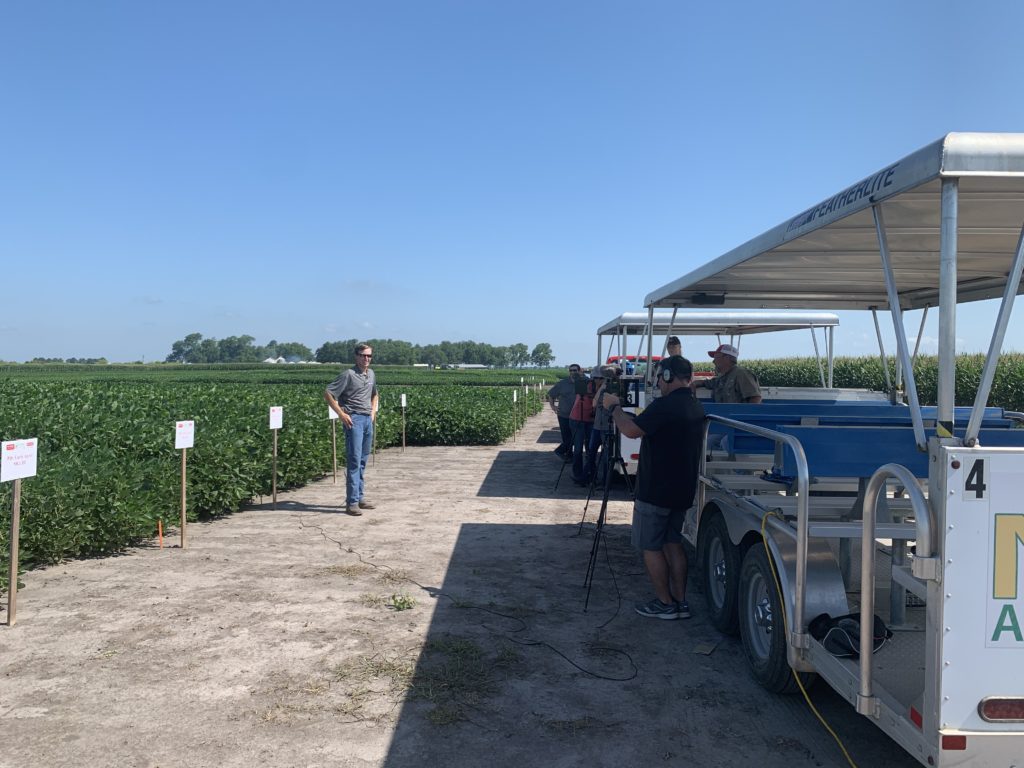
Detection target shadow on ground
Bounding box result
[476,450,635,500]
[371,520,920,768]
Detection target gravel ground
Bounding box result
[1,409,919,768]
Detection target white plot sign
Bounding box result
[269,406,283,430]
[2,439,38,482]
[175,420,195,449]
[328,406,339,421]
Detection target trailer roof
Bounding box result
[596,310,839,336]
[645,132,1024,311]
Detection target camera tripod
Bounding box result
[579,424,632,531]
[581,425,633,611]
[551,422,577,493]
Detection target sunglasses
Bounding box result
[357,353,373,359]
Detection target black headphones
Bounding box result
[659,361,674,383]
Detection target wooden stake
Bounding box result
[401,406,406,453]
[158,519,163,549]
[6,479,21,626]
[272,429,278,510]
[180,447,187,549]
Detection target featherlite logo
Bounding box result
[786,163,899,234]
[991,514,1024,643]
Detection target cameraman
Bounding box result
[586,365,621,485]
[547,364,583,460]
[603,356,705,620]
[568,368,598,486]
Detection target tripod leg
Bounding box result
[583,433,620,611]
[615,457,634,496]
[553,452,569,492]
[579,429,608,532]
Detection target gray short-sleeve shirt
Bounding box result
[326,367,378,415]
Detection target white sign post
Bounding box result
[327,407,339,484]
[512,389,518,441]
[401,393,407,453]
[269,407,283,509]
[3,438,38,627]
[175,421,195,548]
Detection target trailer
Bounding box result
[595,310,860,474]
[596,309,840,386]
[644,133,1024,767]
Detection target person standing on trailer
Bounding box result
[325,343,380,516]
[547,364,582,461]
[603,356,705,620]
[694,343,762,403]
[666,335,682,357]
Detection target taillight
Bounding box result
[630,453,639,460]
[978,697,1024,722]
[941,735,966,751]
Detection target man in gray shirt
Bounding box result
[547,364,582,460]
[325,343,380,515]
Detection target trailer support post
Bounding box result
[873,204,927,451]
[937,179,958,436]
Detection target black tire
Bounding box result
[697,513,740,635]
[738,544,809,695]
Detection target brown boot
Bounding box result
[358,499,376,510]
[346,503,363,516]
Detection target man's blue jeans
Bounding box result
[556,415,574,458]
[571,419,593,483]
[344,413,374,506]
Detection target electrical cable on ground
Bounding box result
[760,511,858,768]
[294,512,638,682]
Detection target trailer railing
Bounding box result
[701,414,812,648]
[857,463,936,718]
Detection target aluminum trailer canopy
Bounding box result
[644,133,1024,311]
[597,310,839,337]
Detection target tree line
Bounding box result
[165,333,556,367]
[28,357,109,365]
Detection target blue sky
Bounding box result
[3,1,1024,365]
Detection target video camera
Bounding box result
[573,375,591,397]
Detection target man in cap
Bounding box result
[603,356,705,620]
[585,364,621,484]
[694,343,762,403]
[569,368,598,485]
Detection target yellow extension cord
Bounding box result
[760,510,858,768]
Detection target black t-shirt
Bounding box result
[632,387,705,509]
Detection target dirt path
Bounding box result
[1,410,918,768]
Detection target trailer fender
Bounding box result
[757,526,850,671]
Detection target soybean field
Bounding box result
[0,365,549,588]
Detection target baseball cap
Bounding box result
[708,343,739,359]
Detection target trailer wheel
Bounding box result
[698,513,739,635]
[738,545,806,694]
